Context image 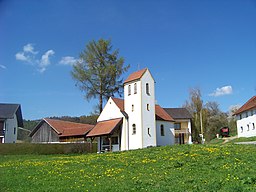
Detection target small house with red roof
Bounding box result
[234,96,256,137]
[29,118,94,143]
[87,68,192,152]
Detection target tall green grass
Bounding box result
[1,144,256,191]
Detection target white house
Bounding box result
[87,68,191,152]
[0,104,23,143]
[234,96,256,138]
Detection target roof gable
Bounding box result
[124,68,147,84]
[155,105,174,122]
[234,96,256,115]
[0,103,23,127]
[163,108,192,119]
[111,97,124,111]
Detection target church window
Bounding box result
[134,83,137,94]
[241,126,243,133]
[252,123,255,130]
[132,124,136,135]
[128,85,131,96]
[146,83,150,95]
[160,125,165,136]
[132,104,134,112]
[147,104,150,111]
[148,127,151,136]
[247,124,250,131]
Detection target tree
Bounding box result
[71,39,130,113]
[183,88,204,143]
[204,101,228,141]
[183,88,230,142]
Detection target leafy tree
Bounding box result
[71,39,130,113]
[204,102,228,141]
[183,88,231,142]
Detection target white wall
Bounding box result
[156,120,175,146]
[124,69,156,149]
[124,80,143,149]
[4,115,18,143]
[237,110,256,137]
[97,98,124,122]
[141,71,156,148]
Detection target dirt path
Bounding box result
[222,136,238,144]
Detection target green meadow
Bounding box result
[1,144,256,192]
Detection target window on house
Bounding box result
[132,124,136,135]
[14,127,16,135]
[134,83,137,94]
[251,110,254,116]
[246,112,248,117]
[241,126,243,133]
[247,124,250,131]
[252,123,255,130]
[147,104,150,111]
[146,83,150,95]
[239,114,242,120]
[132,104,134,112]
[160,124,165,136]
[174,123,181,130]
[128,85,131,96]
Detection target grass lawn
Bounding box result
[1,144,256,192]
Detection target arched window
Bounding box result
[132,104,134,112]
[160,124,164,136]
[128,85,131,96]
[132,124,136,135]
[148,127,151,137]
[134,83,137,94]
[146,83,150,95]
[147,104,150,111]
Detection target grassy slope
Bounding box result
[1,144,256,192]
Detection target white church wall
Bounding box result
[156,121,175,146]
[141,70,156,148]
[97,98,124,122]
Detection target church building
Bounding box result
[87,68,191,152]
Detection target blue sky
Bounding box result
[1,0,256,120]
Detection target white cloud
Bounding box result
[15,52,30,62]
[209,85,233,97]
[15,43,55,73]
[23,43,38,54]
[0,64,6,69]
[38,50,55,73]
[59,56,77,65]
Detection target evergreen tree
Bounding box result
[71,39,129,113]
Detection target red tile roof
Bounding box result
[87,118,123,137]
[155,105,175,122]
[112,97,124,111]
[234,96,256,115]
[124,68,147,84]
[30,118,94,137]
[110,98,174,122]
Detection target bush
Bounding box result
[0,143,97,155]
